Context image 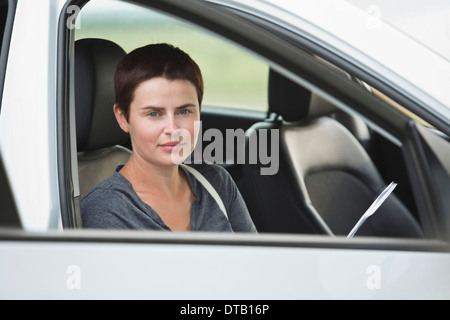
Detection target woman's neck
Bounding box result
[119,155,185,197]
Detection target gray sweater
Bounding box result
[81,163,256,232]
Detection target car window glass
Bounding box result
[75,0,269,112]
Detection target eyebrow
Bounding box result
[140,104,197,111]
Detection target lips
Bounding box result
[159,141,185,152]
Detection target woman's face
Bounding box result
[115,77,200,167]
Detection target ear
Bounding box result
[113,104,129,133]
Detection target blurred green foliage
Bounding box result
[75,1,268,111]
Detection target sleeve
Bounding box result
[81,188,133,230]
[210,165,257,233]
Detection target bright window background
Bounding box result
[75,0,268,111]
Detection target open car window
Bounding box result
[60,0,450,245]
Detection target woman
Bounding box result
[81,43,256,232]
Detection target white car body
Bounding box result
[0,0,449,299]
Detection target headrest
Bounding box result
[308,93,337,119]
[75,38,129,152]
[268,69,336,122]
[268,69,311,121]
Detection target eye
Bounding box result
[178,109,192,115]
[148,111,160,118]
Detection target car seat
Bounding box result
[75,38,131,199]
[243,69,424,237]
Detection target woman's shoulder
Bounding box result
[80,172,134,225]
[82,171,131,203]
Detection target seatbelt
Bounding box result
[180,164,229,220]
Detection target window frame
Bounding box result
[0,0,17,113]
[55,0,450,251]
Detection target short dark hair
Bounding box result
[114,43,204,120]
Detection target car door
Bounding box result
[1,0,450,300]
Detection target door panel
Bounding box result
[0,233,449,299]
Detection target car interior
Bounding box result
[243,69,423,237]
[67,0,440,238]
[73,31,425,238]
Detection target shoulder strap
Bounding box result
[180,164,228,220]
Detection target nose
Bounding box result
[163,114,179,134]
